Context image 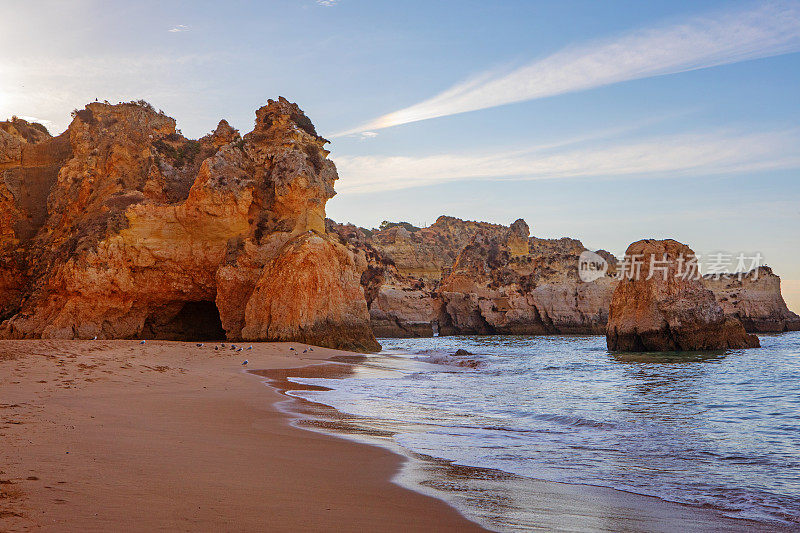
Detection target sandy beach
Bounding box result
[1,340,791,532]
[0,340,483,532]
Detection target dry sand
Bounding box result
[0,340,483,532]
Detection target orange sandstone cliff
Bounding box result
[702,267,800,333]
[0,100,379,352]
[329,217,797,339]
[328,217,617,337]
[606,239,759,351]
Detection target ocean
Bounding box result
[280,332,800,530]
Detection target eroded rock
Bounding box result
[606,239,759,351]
[0,99,379,351]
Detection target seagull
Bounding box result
[247,346,252,350]
[215,346,219,351]
[309,348,313,352]
[241,360,248,366]
[303,349,307,353]
[196,343,204,347]
[289,347,295,351]
[92,336,97,340]
[139,340,146,345]
[236,347,243,352]
[221,343,226,348]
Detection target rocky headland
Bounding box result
[0,99,379,351]
[328,216,619,337]
[703,266,800,333]
[2,102,796,351]
[329,217,798,341]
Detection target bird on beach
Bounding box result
[139,340,146,345]
[241,360,248,366]
[221,343,226,348]
[196,343,204,347]
[290,347,295,351]
[247,346,252,350]
[309,348,313,352]
[303,349,307,353]
[215,346,219,351]
[236,347,243,352]
[92,336,97,340]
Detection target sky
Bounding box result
[1,0,799,311]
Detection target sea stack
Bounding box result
[606,239,759,351]
[0,98,380,352]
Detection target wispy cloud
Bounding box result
[316,0,339,6]
[168,24,190,33]
[333,129,800,193]
[336,1,800,135]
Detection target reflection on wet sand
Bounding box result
[252,357,778,532]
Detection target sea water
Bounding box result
[286,332,800,528]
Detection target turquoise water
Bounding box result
[288,332,800,527]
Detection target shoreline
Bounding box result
[0,340,483,532]
[258,353,792,532]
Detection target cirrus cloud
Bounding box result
[332,129,800,193]
[335,1,800,136]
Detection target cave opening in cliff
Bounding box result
[143,300,226,341]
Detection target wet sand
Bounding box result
[254,359,787,532]
[0,340,783,532]
[0,340,483,532]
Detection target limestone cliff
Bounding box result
[436,219,616,335]
[606,239,759,351]
[703,267,800,332]
[330,215,793,340]
[0,99,379,352]
[330,217,616,337]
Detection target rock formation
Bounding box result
[331,215,796,339]
[2,106,792,349]
[330,217,617,337]
[436,219,616,335]
[326,220,436,337]
[703,267,800,332]
[606,239,760,351]
[0,99,379,352]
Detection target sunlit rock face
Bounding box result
[607,239,759,352]
[330,215,794,341]
[436,219,616,335]
[0,99,379,352]
[330,217,617,337]
[703,266,800,333]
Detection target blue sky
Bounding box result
[1,0,799,310]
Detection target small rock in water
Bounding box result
[453,349,472,356]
